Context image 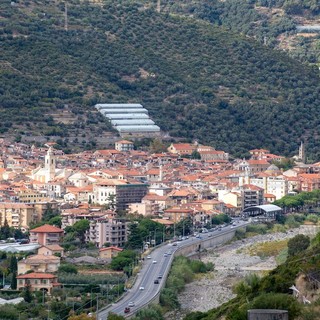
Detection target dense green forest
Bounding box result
[159,0,320,66]
[1,0,320,157]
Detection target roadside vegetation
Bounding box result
[184,232,320,320]
[160,256,214,311]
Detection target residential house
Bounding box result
[37,244,64,257]
[167,143,197,156]
[18,254,60,275]
[17,273,61,294]
[99,246,123,259]
[29,224,64,246]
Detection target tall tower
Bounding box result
[299,141,306,163]
[45,147,56,182]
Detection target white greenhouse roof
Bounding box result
[105,113,150,120]
[117,125,160,132]
[95,103,143,110]
[111,119,155,126]
[102,108,148,114]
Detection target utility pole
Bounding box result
[64,1,68,32]
[96,295,99,320]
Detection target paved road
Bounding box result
[98,221,248,319]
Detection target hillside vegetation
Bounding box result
[185,234,320,320]
[1,0,320,156]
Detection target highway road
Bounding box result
[98,220,249,319]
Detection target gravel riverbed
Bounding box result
[165,225,319,320]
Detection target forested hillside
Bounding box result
[1,0,320,157]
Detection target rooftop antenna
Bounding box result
[157,0,161,13]
[64,1,68,31]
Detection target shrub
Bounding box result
[287,234,310,257]
[58,264,78,274]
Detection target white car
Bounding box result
[147,255,151,259]
[139,286,144,290]
[128,302,135,307]
[152,260,157,264]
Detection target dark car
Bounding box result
[124,307,130,313]
[154,279,159,284]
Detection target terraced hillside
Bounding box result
[1,0,320,156]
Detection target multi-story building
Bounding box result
[92,179,148,211]
[249,176,288,200]
[299,173,320,192]
[240,184,264,210]
[115,140,134,152]
[17,273,61,294]
[0,203,37,229]
[86,218,128,248]
[29,224,64,246]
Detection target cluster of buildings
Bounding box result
[0,138,316,295]
[0,138,317,246]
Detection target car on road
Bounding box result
[147,255,151,259]
[124,307,130,313]
[154,279,159,284]
[152,260,157,264]
[158,274,163,279]
[172,242,178,246]
[128,302,135,307]
[164,253,168,257]
[139,286,145,290]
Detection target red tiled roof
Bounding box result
[99,246,123,252]
[30,224,63,233]
[17,272,56,279]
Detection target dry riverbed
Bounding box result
[165,225,319,320]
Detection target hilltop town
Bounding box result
[0,138,319,318]
[0,138,316,237]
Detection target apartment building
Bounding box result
[86,218,128,248]
[0,203,37,229]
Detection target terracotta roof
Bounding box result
[17,272,56,279]
[99,246,123,252]
[42,244,64,251]
[170,143,196,150]
[151,218,174,225]
[30,224,63,233]
[247,159,269,165]
[242,184,264,191]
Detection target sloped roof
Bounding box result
[30,224,63,233]
[17,272,56,279]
